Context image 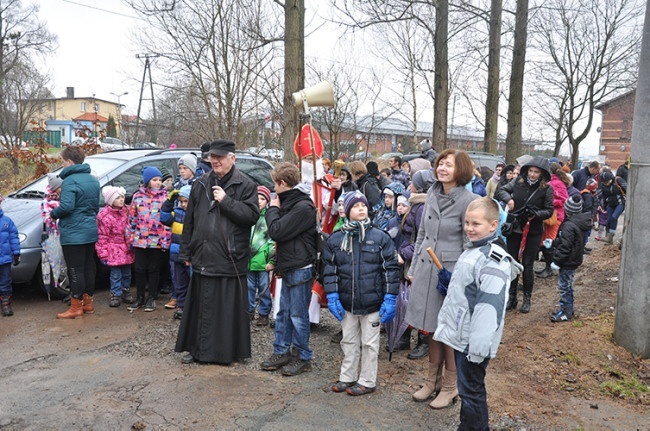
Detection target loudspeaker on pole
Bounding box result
[292,81,335,110]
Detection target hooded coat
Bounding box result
[552,212,592,269]
[96,205,135,266]
[495,156,554,236]
[50,163,100,246]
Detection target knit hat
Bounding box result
[102,185,126,206]
[343,191,368,218]
[408,158,431,175]
[159,167,173,182]
[549,157,560,164]
[601,170,614,183]
[47,173,63,191]
[397,195,410,207]
[257,185,271,203]
[179,185,192,199]
[586,178,598,192]
[178,154,197,174]
[419,139,432,151]
[366,161,380,176]
[564,195,583,215]
[142,166,163,187]
[412,169,435,193]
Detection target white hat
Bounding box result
[102,186,126,206]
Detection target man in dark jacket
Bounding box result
[261,162,318,376]
[349,161,381,215]
[571,160,600,191]
[175,139,259,365]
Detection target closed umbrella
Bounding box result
[385,279,411,361]
[426,247,452,296]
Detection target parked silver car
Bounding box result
[5,148,274,299]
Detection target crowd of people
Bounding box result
[0,138,630,430]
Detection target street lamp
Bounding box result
[110,91,128,140]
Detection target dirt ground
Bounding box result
[0,233,648,430]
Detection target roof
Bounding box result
[595,89,636,110]
[73,113,109,122]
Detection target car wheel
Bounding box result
[34,258,70,300]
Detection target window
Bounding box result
[81,102,86,112]
[107,159,177,205]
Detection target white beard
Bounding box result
[300,159,325,185]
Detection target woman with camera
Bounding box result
[496,156,554,313]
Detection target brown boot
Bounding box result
[57,298,84,319]
[82,293,94,314]
[412,362,443,401]
[429,367,459,409]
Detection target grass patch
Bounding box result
[558,352,581,365]
[599,366,648,400]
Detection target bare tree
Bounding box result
[504,0,528,164]
[281,0,305,162]
[0,0,55,168]
[128,0,277,143]
[484,0,502,154]
[529,0,642,167]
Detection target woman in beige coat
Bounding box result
[405,149,478,409]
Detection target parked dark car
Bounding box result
[5,148,274,299]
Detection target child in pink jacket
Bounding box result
[125,167,171,312]
[96,186,135,307]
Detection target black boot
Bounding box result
[506,291,518,311]
[387,327,412,352]
[1,296,13,316]
[520,292,532,313]
[407,331,429,359]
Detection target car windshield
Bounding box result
[9,158,125,199]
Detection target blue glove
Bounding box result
[327,292,345,321]
[550,262,560,271]
[379,294,397,324]
[543,239,553,249]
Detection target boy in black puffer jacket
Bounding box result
[323,191,400,396]
[548,195,592,322]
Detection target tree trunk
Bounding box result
[283,0,305,163]
[484,0,502,154]
[433,0,449,151]
[505,0,529,164]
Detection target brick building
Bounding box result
[596,89,635,169]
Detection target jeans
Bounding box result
[62,243,96,300]
[109,265,132,296]
[273,267,314,360]
[606,203,625,233]
[172,261,190,308]
[557,268,575,314]
[247,270,271,316]
[0,263,11,297]
[455,349,491,431]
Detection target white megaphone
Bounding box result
[292,80,335,111]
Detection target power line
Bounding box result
[61,0,144,21]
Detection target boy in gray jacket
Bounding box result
[434,197,522,430]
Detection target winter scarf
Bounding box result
[340,217,372,254]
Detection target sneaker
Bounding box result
[346,383,376,396]
[144,297,156,312]
[127,297,145,311]
[549,310,573,322]
[109,294,121,308]
[281,358,312,376]
[330,330,343,343]
[121,290,134,304]
[260,352,292,371]
[332,381,356,393]
[255,314,269,327]
[173,308,183,320]
[165,299,177,309]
